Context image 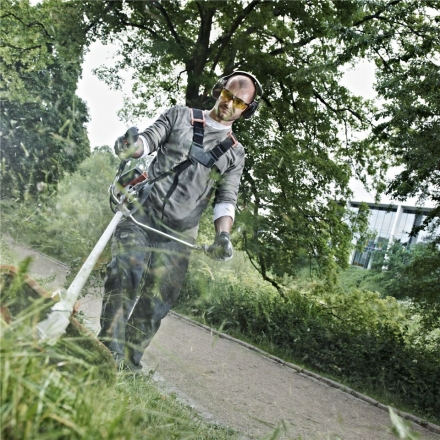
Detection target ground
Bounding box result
[6,237,440,440]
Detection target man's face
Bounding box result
[214,77,255,123]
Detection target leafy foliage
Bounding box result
[370,241,440,332]
[361,1,440,240]
[78,0,439,289]
[80,0,388,288]
[1,149,117,264]
[2,0,438,293]
[0,0,91,198]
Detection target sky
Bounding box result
[77,42,139,150]
[76,42,426,207]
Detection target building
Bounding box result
[348,202,435,269]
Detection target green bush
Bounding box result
[338,265,384,293]
[369,241,440,332]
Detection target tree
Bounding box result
[0,0,91,198]
[75,1,368,285]
[370,240,413,298]
[354,0,440,242]
[400,243,440,331]
[370,240,440,332]
[80,1,437,290]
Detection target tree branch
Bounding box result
[150,1,182,47]
[84,2,116,35]
[211,0,261,73]
[1,12,52,39]
[242,168,287,299]
[193,2,216,75]
[352,0,404,27]
[118,19,166,42]
[243,242,287,299]
[313,90,364,123]
[372,46,393,72]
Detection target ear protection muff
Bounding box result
[211,71,263,120]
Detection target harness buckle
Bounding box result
[191,109,206,127]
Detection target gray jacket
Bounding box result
[139,106,245,238]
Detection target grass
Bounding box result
[1,333,237,439]
[337,265,383,293]
[0,256,238,440]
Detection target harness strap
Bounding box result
[191,108,205,147]
[209,132,238,161]
[160,160,193,219]
[189,108,237,168]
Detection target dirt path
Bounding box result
[6,239,440,440]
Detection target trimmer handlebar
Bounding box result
[124,127,139,146]
[109,160,205,252]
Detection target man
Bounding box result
[99,71,263,370]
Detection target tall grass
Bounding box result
[0,267,237,440]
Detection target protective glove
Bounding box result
[114,127,140,159]
[206,232,233,261]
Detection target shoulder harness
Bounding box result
[149,108,239,219]
[188,108,238,168]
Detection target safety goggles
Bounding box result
[220,88,250,110]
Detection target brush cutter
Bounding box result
[37,158,207,344]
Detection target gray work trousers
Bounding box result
[99,218,193,365]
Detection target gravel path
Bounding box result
[6,238,440,440]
